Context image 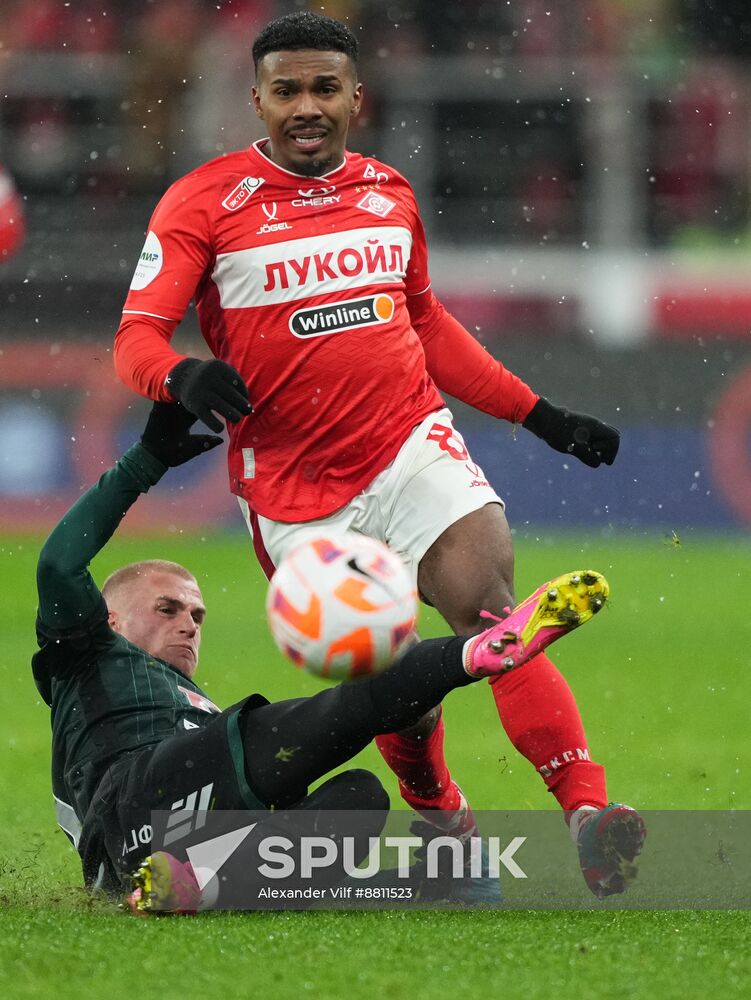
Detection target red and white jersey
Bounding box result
[121,141,445,521]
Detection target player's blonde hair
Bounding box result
[102,560,197,606]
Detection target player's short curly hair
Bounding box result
[252,11,359,73]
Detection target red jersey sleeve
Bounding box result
[404,190,432,297]
[401,184,537,423]
[114,171,217,400]
[114,314,185,401]
[408,289,539,424]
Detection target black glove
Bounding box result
[140,401,223,467]
[165,358,252,433]
[522,397,620,469]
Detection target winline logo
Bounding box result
[289,294,394,339]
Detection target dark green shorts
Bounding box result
[78,695,268,892]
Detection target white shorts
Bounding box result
[238,408,503,584]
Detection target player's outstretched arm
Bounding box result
[36,403,222,632]
[113,318,252,433]
[409,291,619,468]
[409,289,538,425]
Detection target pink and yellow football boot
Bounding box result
[125,851,201,916]
[463,570,609,678]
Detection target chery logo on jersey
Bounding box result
[292,185,341,208]
[222,176,265,212]
[298,185,336,196]
[289,294,394,338]
[357,191,396,219]
[130,231,163,290]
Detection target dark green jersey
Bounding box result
[33,444,221,837]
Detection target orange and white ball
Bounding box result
[266,531,417,681]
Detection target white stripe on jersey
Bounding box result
[211,226,413,308]
[122,309,180,321]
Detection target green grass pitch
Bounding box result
[1,530,749,999]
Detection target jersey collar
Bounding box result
[249,139,349,183]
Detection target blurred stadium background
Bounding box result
[2,0,751,535]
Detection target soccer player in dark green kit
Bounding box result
[33,402,633,911]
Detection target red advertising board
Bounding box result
[0,342,233,532]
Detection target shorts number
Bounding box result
[427,423,469,462]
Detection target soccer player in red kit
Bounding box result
[114,11,645,898]
[0,162,25,263]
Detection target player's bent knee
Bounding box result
[448,583,516,635]
[316,768,390,812]
[341,768,390,812]
[395,704,441,739]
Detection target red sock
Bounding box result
[375,712,469,826]
[489,652,608,812]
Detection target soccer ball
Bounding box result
[266,530,417,681]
